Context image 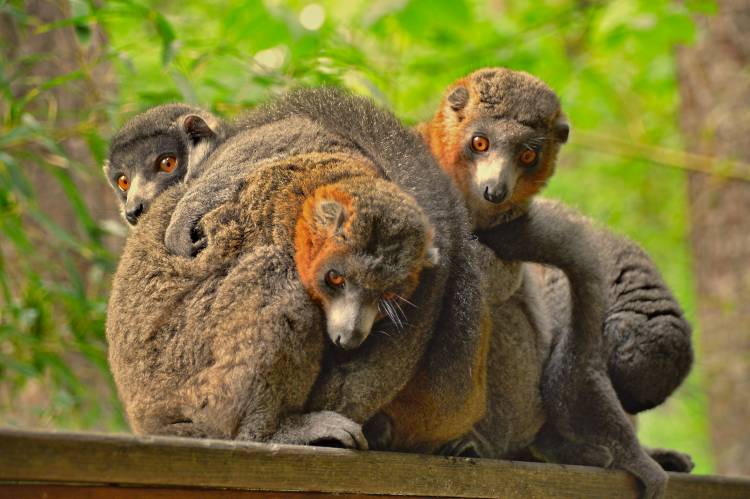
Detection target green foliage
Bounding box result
[0,0,715,471]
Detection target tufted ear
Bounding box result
[314,198,348,234]
[554,115,570,144]
[182,114,216,145]
[447,86,469,113]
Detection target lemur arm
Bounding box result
[164,161,249,257]
[476,199,669,499]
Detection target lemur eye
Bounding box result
[157,155,178,173]
[382,291,397,301]
[325,270,345,289]
[471,135,490,153]
[117,175,130,192]
[519,148,538,166]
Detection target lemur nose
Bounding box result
[125,203,144,225]
[483,185,508,204]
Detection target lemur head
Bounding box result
[294,178,439,350]
[104,104,226,226]
[422,67,569,228]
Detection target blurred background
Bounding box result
[1,0,748,477]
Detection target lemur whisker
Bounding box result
[385,300,404,330]
[392,299,407,322]
[396,294,418,308]
[376,330,394,339]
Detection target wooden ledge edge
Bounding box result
[1,429,749,499]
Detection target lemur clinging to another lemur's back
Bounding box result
[104,104,229,226]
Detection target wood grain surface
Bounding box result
[1,429,748,498]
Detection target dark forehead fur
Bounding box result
[110,104,204,153]
[470,68,561,126]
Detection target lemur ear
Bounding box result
[424,246,440,268]
[554,116,570,144]
[314,199,347,234]
[447,86,469,113]
[183,115,216,144]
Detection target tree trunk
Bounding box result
[676,0,750,476]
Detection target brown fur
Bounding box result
[110,88,488,453]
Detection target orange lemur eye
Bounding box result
[158,155,178,173]
[382,291,397,301]
[325,270,345,289]
[471,135,490,153]
[519,148,538,166]
[117,175,130,192]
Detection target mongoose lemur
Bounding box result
[419,67,692,497]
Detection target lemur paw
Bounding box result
[438,436,482,458]
[272,411,368,450]
[363,412,394,451]
[618,452,668,499]
[190,236,208,257]
[164,224,195,258]
[646,447,694,473]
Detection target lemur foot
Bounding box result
[646,447,694,473]
[618,452,668,499]
[272,411,368,450]
[438,428,491,458]
[363,412,393,451]
[532,425,613,467]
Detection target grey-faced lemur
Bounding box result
[419,67,692,497]
[107,88,488,450]
[104,104,229,226]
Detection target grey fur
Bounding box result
[107,88,486,450]
[104,104,230,226]
[420,68,692,497]
[538,230,693,415]
[477,200,670,499]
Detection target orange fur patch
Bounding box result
[382,305,492,452]
[294,185,356,303]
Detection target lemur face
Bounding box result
[425,68,569,228]
[295,181,438,350]
[106,133,188,225]
[460,115,556,207]
[105,105,222,226]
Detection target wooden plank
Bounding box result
[0,429,748,499]
[0,484,443,499]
